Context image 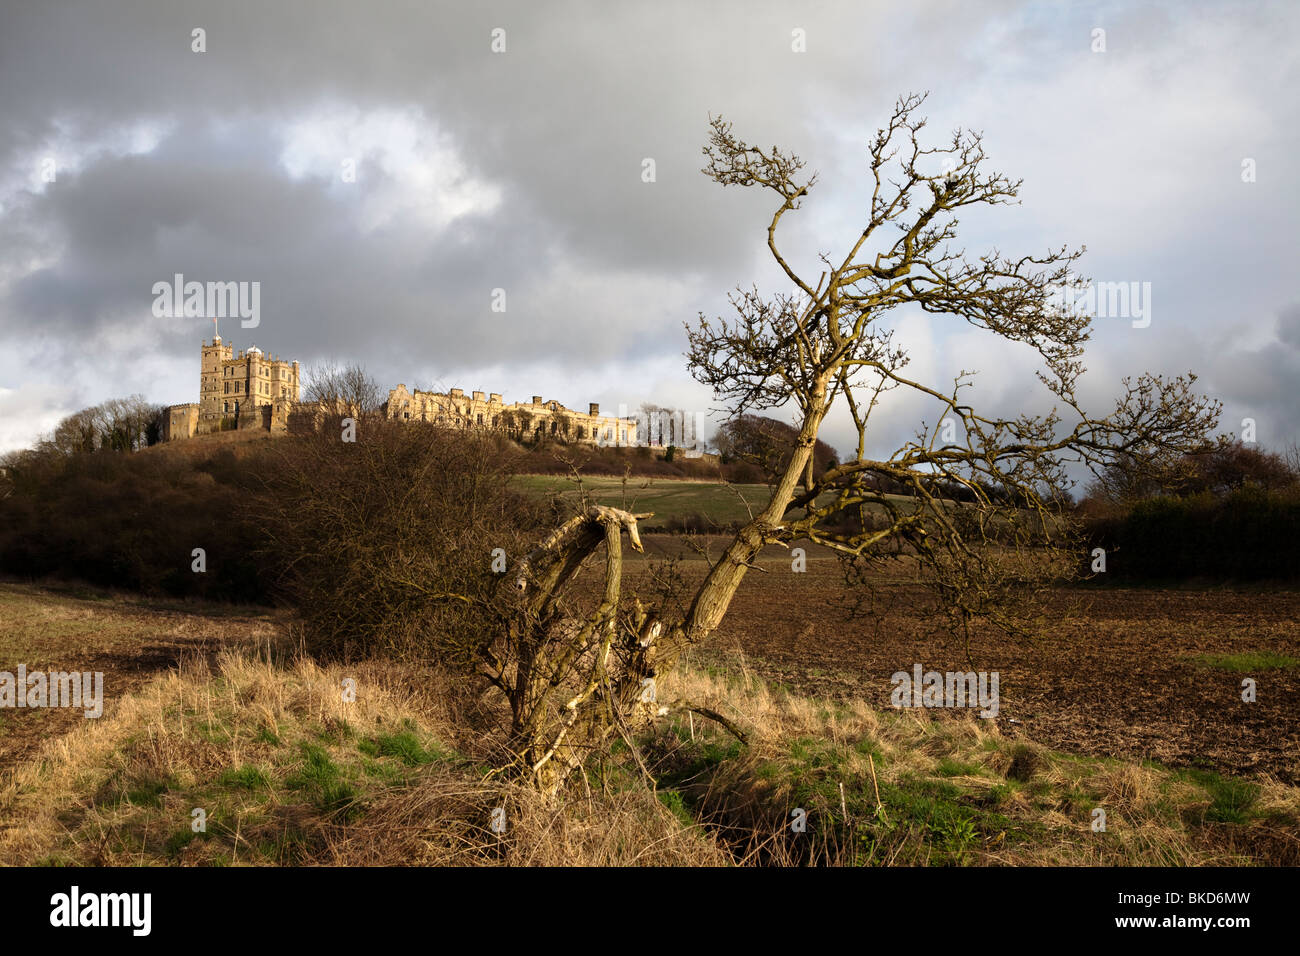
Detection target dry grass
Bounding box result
[1,581,1294,866]
[0,581,278,771]
[644,654,1300,865]
[0,646,727,866]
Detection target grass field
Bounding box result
[1,574,1297,865]
[0,582,280,770]
[512,474,918,529]
[511,474,781,528]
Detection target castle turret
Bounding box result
[247,346,262,403]
[199,335,233,420]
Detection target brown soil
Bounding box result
[627,538,1300,784]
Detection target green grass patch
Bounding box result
[217,764,270,790]
[358,729,447,766]
[254,725,282,746]
[1188,651,1299,672]
[1177,768,1261,824]
[936,757,983,778]
[656,789,696,829]
[285,743,362,819]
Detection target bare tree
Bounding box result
[36,395,165,456]
[304,361,385,418]
[485,93,1221,795]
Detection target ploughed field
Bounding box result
[621,536,1300,784]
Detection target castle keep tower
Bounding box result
[164,335,301,440]
[199,335,234,420]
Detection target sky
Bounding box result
[0,0,1296,473]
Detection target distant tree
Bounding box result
[713,413,838,481]
[1286,441,1300,478]
[37,395,164,456]
[304,362,384,417]
[1181,441,1297,496]
[556,413,575,442]
[1084,439,1297,509]
[497,409,522,438]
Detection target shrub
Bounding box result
[0,442,273,601]
[1083,484,1300,581]
[251,418,546,663]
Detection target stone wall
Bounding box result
[386,384,638,445]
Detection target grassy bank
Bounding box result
[2,622,1294,865]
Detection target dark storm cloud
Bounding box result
[1206,303,1300,445]
[0,0,1297,458]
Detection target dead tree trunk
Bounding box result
[492,505,665,796]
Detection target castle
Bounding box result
[163,336,300,440]
[163,337,638,446]
[386,384,638,445]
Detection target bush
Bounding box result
[0,418,549,649]
[1083,484,1300,582]
[251,419,546,663]
[0,443,272,601]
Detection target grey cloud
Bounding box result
[0,0,1297,457]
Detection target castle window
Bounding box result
[476,414,483,425]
